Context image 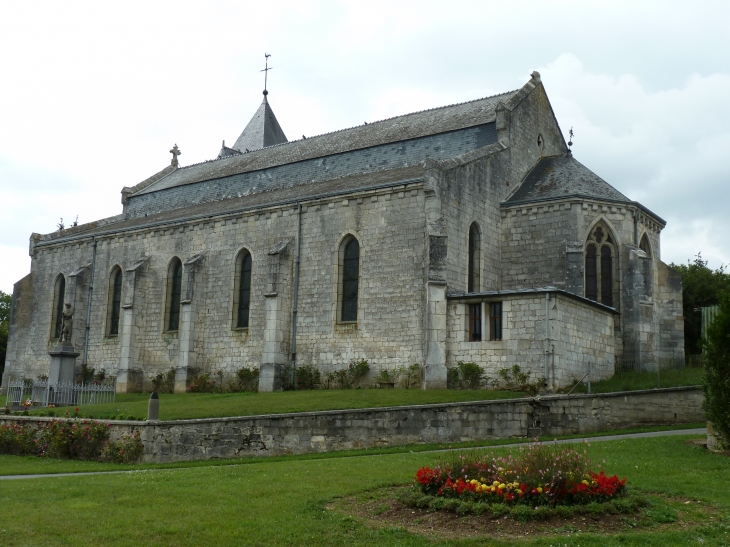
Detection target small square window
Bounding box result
[489,302,503,341]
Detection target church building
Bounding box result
[1,72,684,394]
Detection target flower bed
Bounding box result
[413,441,626,509]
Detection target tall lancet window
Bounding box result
[108,267,123,336]
[235,250,252,328]
[167,258,183,332]
[52,274,66,340]
[339,237,360,323]
[468,222,481,293]
[585,223,616,307]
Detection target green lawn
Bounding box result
[0,434,728,546]
[567,367,704,394]
[23,388,524,421]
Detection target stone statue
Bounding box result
[59,303,74,343]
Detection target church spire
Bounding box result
[228,54,288,154]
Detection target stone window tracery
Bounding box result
[585,223,617,308]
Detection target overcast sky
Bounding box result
[1,0,728,293]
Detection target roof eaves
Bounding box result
[446,286,620,314]
[499,194,666,226]
[36,176,426,247]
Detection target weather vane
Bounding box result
[568,126,574,154]
[261,53,272,96]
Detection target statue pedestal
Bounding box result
[49,345,79,385]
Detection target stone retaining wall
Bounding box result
[1,387,703,463]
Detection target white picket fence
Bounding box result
[5,378,115,408]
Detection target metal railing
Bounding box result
[5,378,116,408]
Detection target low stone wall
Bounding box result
[0,387,703,463]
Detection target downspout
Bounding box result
[544,292,550,390]
[82,237,97,367]
[289,203,302,387]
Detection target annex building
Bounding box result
[1,72,684,394]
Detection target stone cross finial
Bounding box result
[170,144,182,167]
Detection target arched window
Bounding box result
[639,234,653,299]
[52,274,66,340]
[639,234,651,256]
[167,258,183,332]
[585,244,597,301]
[339,237,359,323]
[234,250,252,329]
[585,223,616,307]
[468,222,481,293]
[107,267,123,336]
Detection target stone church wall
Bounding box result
[446,292,615,389]
[4,182,428,388]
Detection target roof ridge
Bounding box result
[174,88,518,171]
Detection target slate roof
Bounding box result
[38,165,425,245]
[135,89,518,196]
[505,155,632,205]
[231,95,288,153]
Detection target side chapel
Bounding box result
[1,72,684,394]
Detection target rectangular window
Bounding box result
[469,303,482,341]
[489,302,503,341]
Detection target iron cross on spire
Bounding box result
[261,53,272,96]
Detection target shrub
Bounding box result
[703,291,730,449]
[189,374,215,393]
[326,358,370,389]
[457,361,484,389]
[400,363,421,389]
[101,430,144,463]
[232,366,259,392]
[376,368,396,385]
[37,419,110,460]
[79,364,95,384]
[497,365,544,395]
[296,365,320,390]
[0,422,37,455]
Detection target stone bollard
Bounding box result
[147,391,159,421]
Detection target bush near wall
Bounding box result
[0,419,143,463]
[703,291,730,449]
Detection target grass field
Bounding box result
[22,388,524,421]
[566,367,703,394]
[0,434,728,546]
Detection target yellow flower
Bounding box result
[537,487,543,494]
[470,479,478,485]
[493,481,500,486]
[582,479,589,486]
[499,483,506,489]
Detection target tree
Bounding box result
[0,290,10,379]
[670,254,730,354]
[703,291,730,449]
